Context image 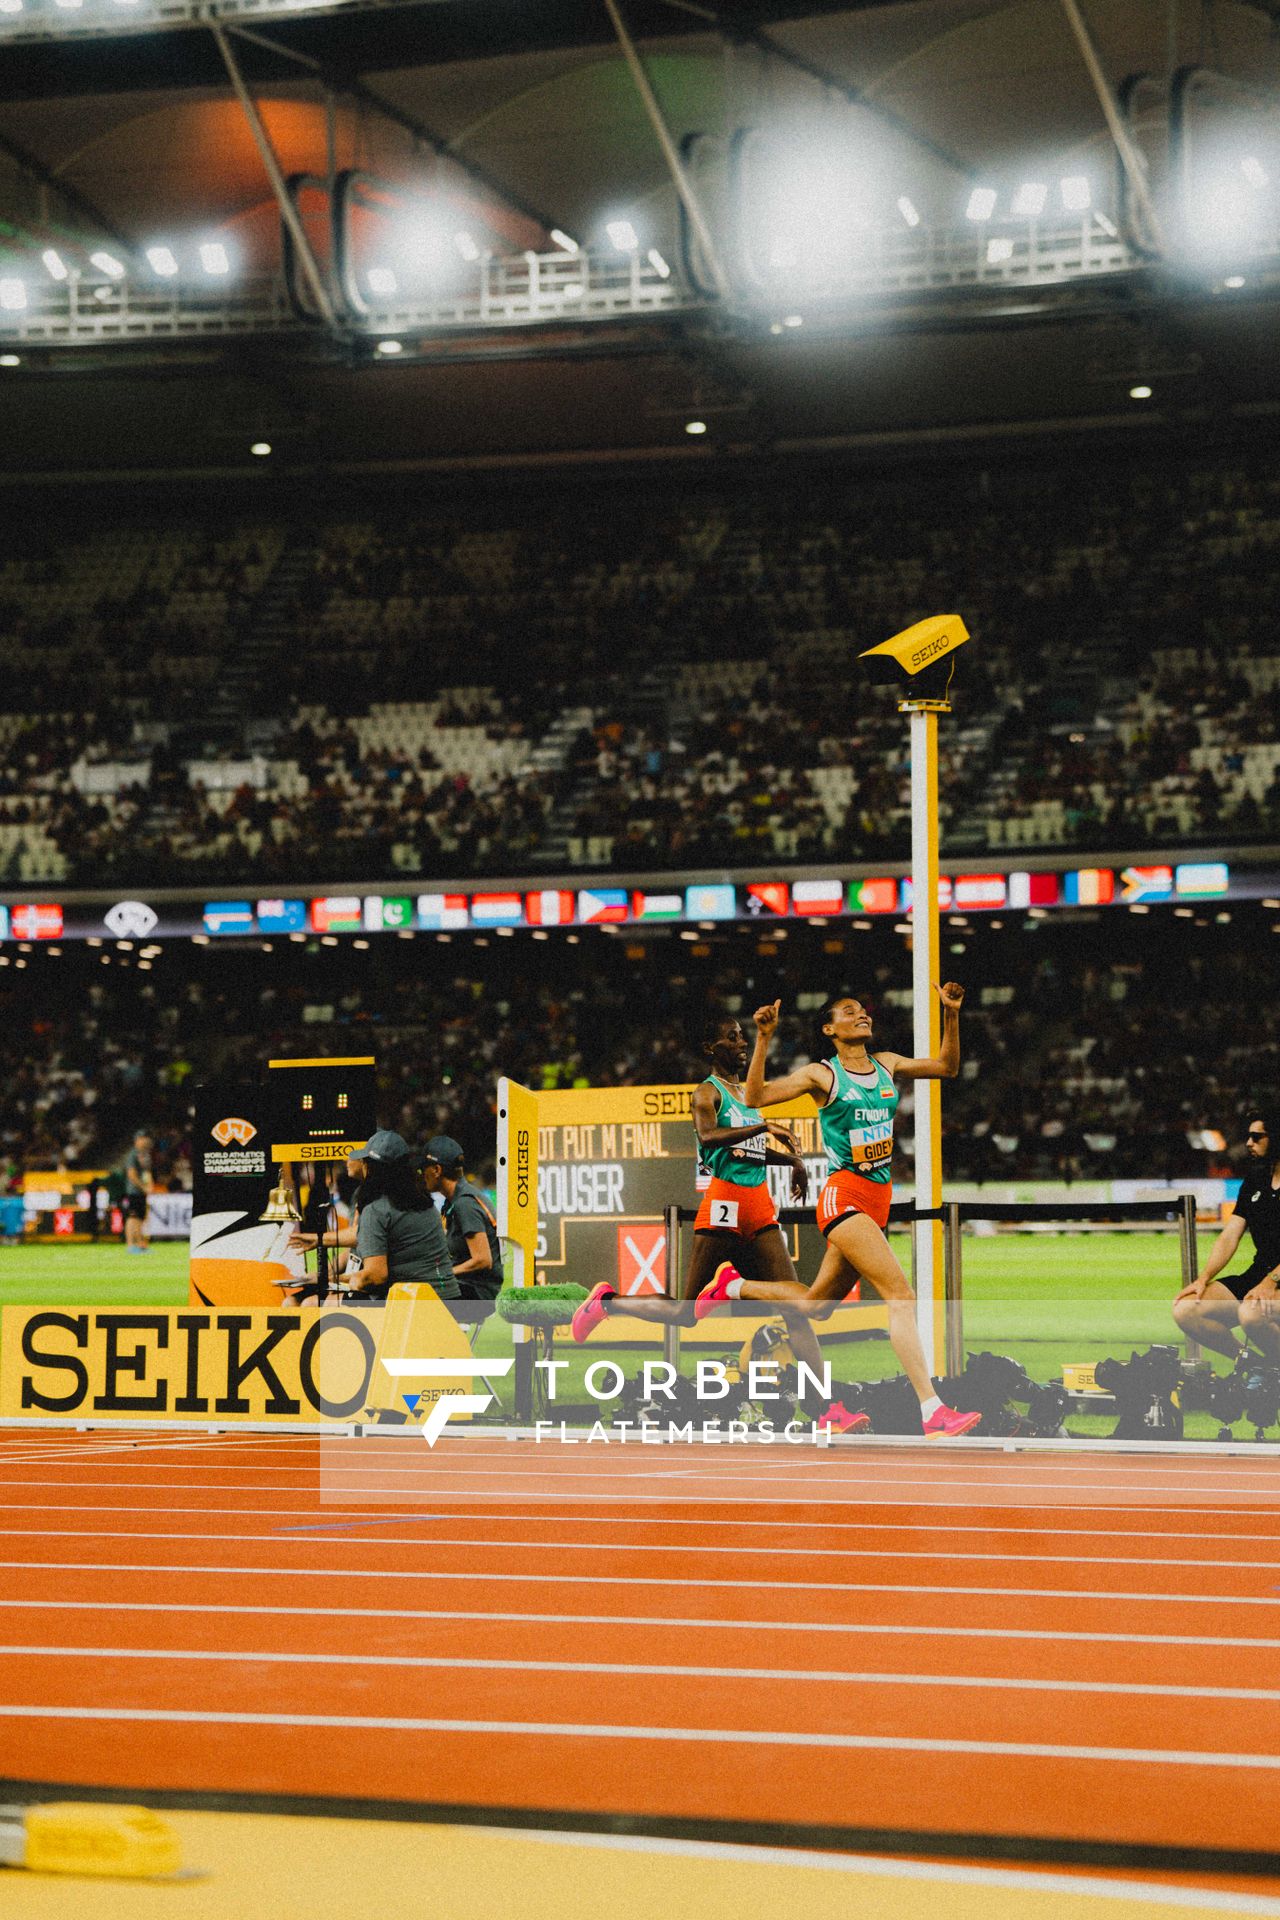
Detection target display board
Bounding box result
[534,1084,886,1344]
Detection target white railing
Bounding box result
[2,224,1277,348]
[0,0,411,44]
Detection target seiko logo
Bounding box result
[211,1118,257,1146]
[910,633,952,668]
[516,1128,531,1209]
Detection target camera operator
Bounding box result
[1173,1109,1280,1362]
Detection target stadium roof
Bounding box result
[0,0,1278,478]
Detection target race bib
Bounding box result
[849,1122,893,1169]
[709,1197,740,1229]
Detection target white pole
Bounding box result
[908,705,944,1377]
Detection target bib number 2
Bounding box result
[709,1197,740,1230]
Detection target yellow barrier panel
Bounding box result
[0,1293,472,1427]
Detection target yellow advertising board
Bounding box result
[0,1286,476,1426]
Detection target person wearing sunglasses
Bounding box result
[1173,1111,1280,1361]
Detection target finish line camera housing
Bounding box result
[859,613,970,711]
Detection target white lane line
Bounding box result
[1,1484,1277,1523]
[1,1704,1277,1769]
[0,1526,1275,1575]
[11,1453,1280,1495]
[4,1595,1279,1648]
[0,1558,1271,1606]
[2,1644,1275,1702]
[5,1500,1280,1547]
[510,1829,1280,1915]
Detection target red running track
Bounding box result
[1,1429,1279,1870]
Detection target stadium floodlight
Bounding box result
[986,236,1015,264]
[782,313,803,327]
[1060,175,1091,211]
[1129,384,1152,399]
[966,187,997,221]
[1224,274,1246,288]
[454,230,480,262]
[145,246,178,278]
[0,353,19,366]
[647,248,670,278]
[199,242,230,276]
[367,266,397,296]
[53,0,82,10]
[375,337,403,355]
[606,219,639,252]
[0,278,25,310]
[41,249,67,281]
[0,2,23,14]
[897,196,921,228]
[250,441,271,456]
[1011,181,1048,218]
[550,230,579,254]
[1241,157,1269,190]
[685,419,707,435]
[90,250,125,279]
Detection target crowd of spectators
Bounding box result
[0,912,1269,1192]
[0,451,1277,883]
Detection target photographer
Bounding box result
[344,1130,457,1303]
[1173,1109,1280,1361]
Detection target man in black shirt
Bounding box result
[1173,1110,1280,1360]
[422,1134,502,1300]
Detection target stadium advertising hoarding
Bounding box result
[0,1290,475,1426]
[0,861,1243,944]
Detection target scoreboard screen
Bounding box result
[265,1057,378,1162]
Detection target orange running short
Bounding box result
[694,1178,780,1239]
[817,1168,893,1235]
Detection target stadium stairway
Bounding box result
[191,531,319,743]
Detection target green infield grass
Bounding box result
[0,1228,1270,1443]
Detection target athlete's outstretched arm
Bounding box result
[878,982,964,1082]
[744,1001,832,1108]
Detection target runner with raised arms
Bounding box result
[696,986,981,1439]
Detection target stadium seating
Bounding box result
[0,452,1278,881]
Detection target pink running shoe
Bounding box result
[694,1262,740,1320]
[816,1401,871,1436]
[570,1281,617,1343]
[923,1404,982,1438]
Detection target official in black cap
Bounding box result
[344,1129,457,1301]
[421,1134,502,1300]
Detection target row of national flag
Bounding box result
[206,864,1228,936]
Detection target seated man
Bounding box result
[1173,1109,1280,1362]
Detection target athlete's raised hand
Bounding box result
[753,999,781,1038]
[935,981,965,1012]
